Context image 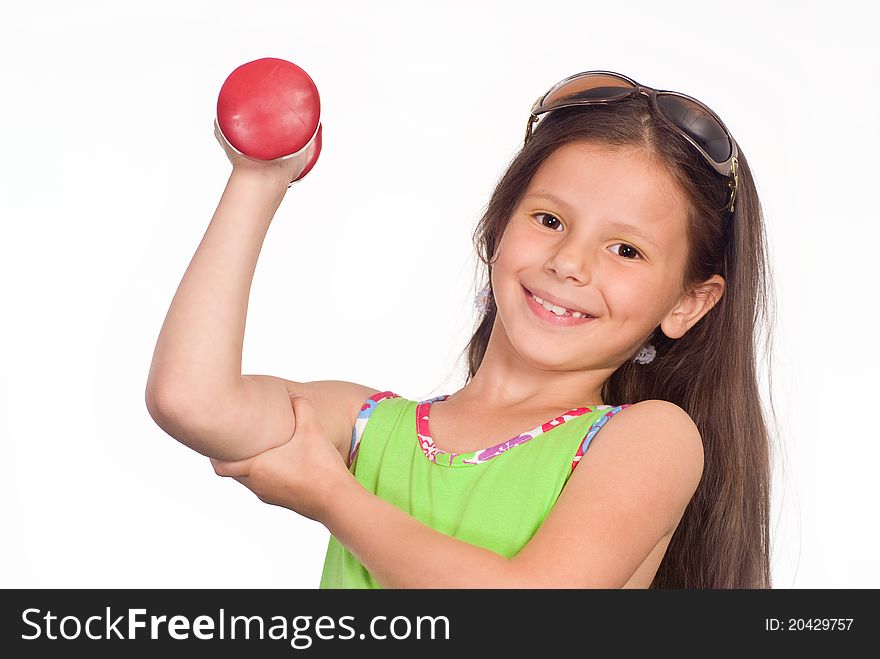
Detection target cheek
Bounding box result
[495,226,535,266]
[606,279,665,319]
[490,233,523,273]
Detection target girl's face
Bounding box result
[490,141,702,370]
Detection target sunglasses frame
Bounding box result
[524,70,739,214]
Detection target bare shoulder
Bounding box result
[243,374,382,464]
[615,398,703,458]
[510,398,705,587]
[624,399,702,440]
[598,398,705,497]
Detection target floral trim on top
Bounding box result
[418,395,633,470]
[348,390,633,474]
[570,404,633,473]
[349,391,401,467]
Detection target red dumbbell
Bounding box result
[215,57,322,185]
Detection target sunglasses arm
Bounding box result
[524,114,539,147]
[727,156,739,213]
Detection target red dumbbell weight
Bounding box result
[215,57,322,185]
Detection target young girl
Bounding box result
[146,70,775,589]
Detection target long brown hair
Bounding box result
[458,95,778,588]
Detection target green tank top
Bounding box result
[319,391,632,588]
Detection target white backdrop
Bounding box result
[1,0,876,588]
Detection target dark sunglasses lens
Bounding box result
[542,74,634,110]
[656,94,732,163]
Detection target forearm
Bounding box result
[146,169,288,415]
[323,474,518,588]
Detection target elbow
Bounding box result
[145,383,191,427]
[144,385,215,452]
[145,385,188,444]
[145,375,221,427]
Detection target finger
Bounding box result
[213,119,225,146]
[213,119,238,155]
[210,455,255,478]
[289,393,314,431]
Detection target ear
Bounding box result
[659,274,725,340]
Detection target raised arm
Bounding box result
[145,166,295,462]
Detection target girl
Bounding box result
[147,70,775,589]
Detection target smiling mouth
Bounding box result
[523,286,593,318]
[523,286,596,326]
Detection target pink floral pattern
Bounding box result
[570,405,633,473]
[348,391,632,473]
[418,395,632,469]
[348,391,401,467]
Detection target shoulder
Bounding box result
[609,399,704,474]
[509,399,705,586]
[587,398,705,502]
[620,399,702,440]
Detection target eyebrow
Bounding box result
[524,191,661,250]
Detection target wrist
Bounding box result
[319,468,362,527]
[229,166,291,197]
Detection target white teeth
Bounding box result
[531,293,590,318]
[542,299,568,316]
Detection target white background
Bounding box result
[1,0,876,588]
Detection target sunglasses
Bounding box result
[524,71,739,214]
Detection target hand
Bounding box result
[209,394,350,522]
[213,118,315,187]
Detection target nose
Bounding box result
[546,239,593,284]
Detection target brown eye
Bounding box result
[610,243,643,260]
[534,212,563,231]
